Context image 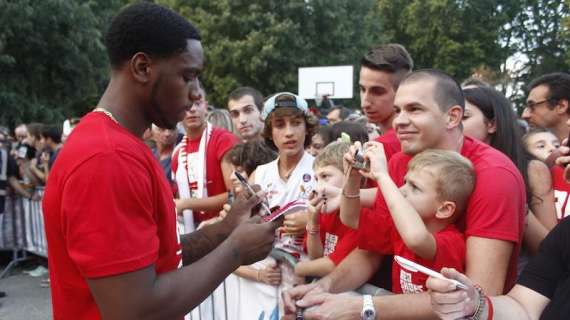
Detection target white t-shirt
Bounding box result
[255,152,315,255]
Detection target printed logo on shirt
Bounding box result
[265,182,280,202]
[323,233,338,256]
[399,270,424,293]
[554,190,570,220]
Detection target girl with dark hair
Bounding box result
[462,86,556,259]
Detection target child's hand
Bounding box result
[364,141,388,180]
[308,192,324,225]
[258,263,281,286]
[282,211,309,235]
[315,185,341,214]
[343,142,364,178]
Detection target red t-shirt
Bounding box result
[43,113,182,320]
[374,128,401,161]
[552,166,570,222]
[317,211,359,265]
[364,129,402,189]
[359,137,525,293]
[171,127,238,222]
[372,218,465,294]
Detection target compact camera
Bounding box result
[352,146,369,171]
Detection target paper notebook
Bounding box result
[262,200,307,222]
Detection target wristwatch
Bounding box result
[361,295,376,320]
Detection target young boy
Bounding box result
[363,143,475,293]
[295,141,359,278]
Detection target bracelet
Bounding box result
[342,189,360,199]
[256,269,261,282]
[468,285,486,320]
[485,296,494,320]
[306,224,320,235]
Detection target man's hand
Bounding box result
[282,281,328,315]
[297,293,361,320]
[223,185,265,228]
[426,268,477,320]
[227,216,281,266]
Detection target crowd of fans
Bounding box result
[1,3,570,319]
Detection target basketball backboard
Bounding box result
[298,65,353,100]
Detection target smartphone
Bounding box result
[394,256,468,290]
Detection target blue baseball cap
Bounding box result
[262,92,308,120]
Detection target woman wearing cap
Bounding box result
[229,92,318,319]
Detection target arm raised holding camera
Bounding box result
[364,141,437,260]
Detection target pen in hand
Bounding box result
[233,171,272,215]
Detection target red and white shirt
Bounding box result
[552,166,570,222]
[171,127,238,222]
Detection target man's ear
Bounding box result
[556,99,569,115]
[435,201,456,220]
[447,105,463,129]
[130,52,153,84]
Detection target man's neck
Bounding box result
[278,151,304,180]
[552,119,570,142]
[434,129,465,153]
[376,113,396,134]
[97,76,150,138]
[186,123,207,139]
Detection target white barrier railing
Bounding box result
[0,190,386,318]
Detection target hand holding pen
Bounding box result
[234,171,272,216]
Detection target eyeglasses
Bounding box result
[525,98,555,111]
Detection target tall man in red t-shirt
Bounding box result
[42,3,279,320]
[283,70,525,319]
[172,84,238,232]
[359,44,413,160]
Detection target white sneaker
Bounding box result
[29,266,48,277]
[23,266,43,275]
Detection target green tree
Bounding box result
[378,0,520,81]
[160,0,384,108]
[0,0,126,128]
[505,0,570,110]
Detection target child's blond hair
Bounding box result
[408,149,475,215]
[313,141,350,171]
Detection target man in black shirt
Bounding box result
[428,217,570,319]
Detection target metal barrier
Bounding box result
[0,188,47,278]
[0,190,387,318]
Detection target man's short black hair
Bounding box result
[105,2,201,69]
[228,87,264,112]
[528,72,570,113]
[327,106,353,121]
[361,44,413,89]
[40,125,62,144]
[402,69,465,112]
